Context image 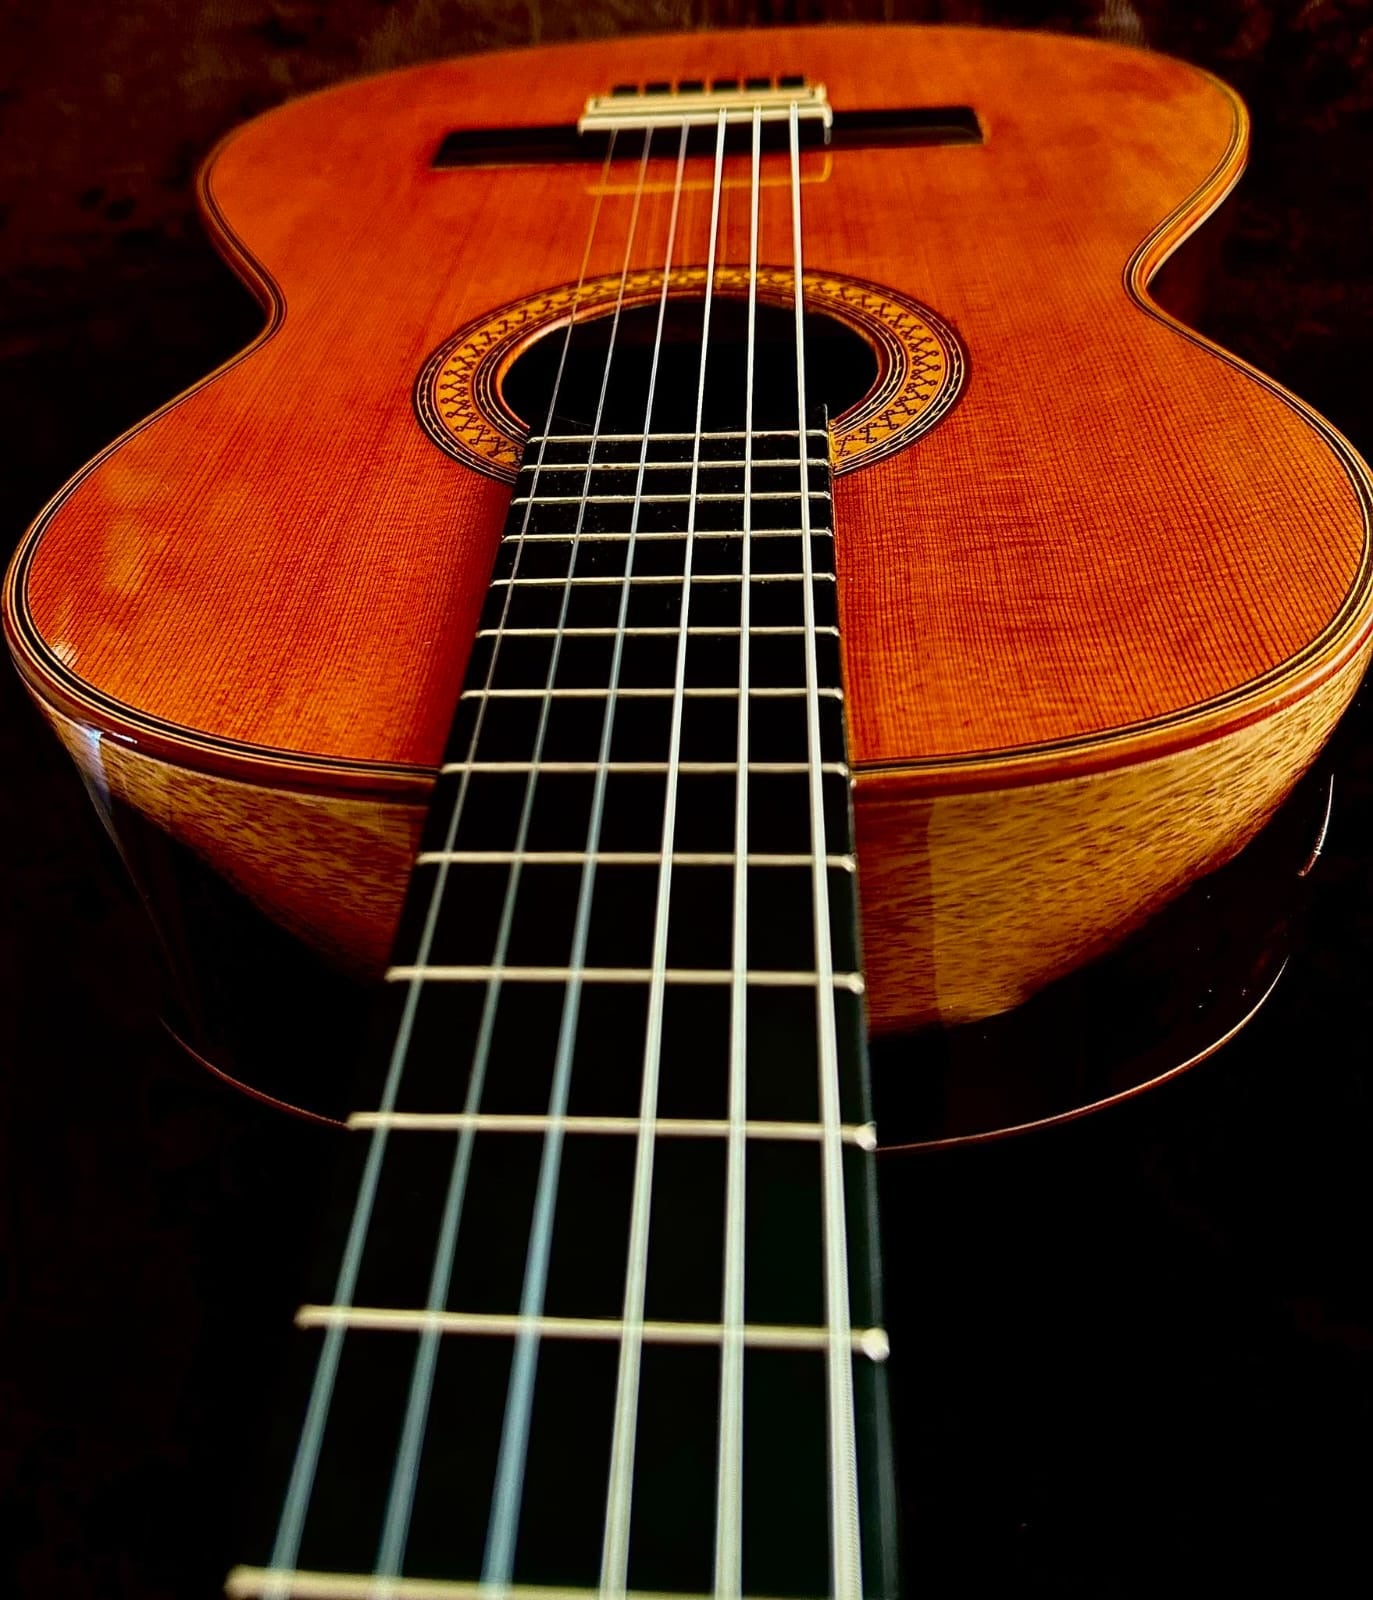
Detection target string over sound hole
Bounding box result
[500,298,877,435]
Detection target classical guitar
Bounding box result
[6,23,1372,1599]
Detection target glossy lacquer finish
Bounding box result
[7,25,1373,1038]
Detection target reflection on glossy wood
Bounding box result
[6,26,1373,1035]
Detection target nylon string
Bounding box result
[714,102,764,1600]
[480,122,668,1587]
[599,108,730,1596]
[369,133,643,1591]
[260,133,623,1600]
[788,104,864,1599]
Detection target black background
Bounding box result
[3,2,1372,1595]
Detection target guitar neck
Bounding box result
[229,419,898,1597]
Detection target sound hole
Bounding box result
[500,298,879,435]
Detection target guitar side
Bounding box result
[7,25,1372,1076]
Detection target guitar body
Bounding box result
[7,24,1372,1060]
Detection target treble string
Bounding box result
[599,107,730,1596]
[713,100,764,1600]
[480,123,663,1587]
[788,103,863,1600]
[260,130,623,1600]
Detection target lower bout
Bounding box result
[40,646,1368,1098]
[858,648,1368,1028]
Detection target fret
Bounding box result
[228,1570,832,1600]
[380,970,864,1127]
[345,1113,879,1148]
[496,534,832,547]
[448,679,848,767]
[528,427,829,443]
[408,791,858,958]
[474,623,838,636]
[479,575,839,636]
[522,428,830,471]
[523,454,829,472]
[385,965,865,990]
[437,759,850,776]
[416,850,856,869]
[464,631,844,699]
[487,571,835,586]
[420,772,852,869]
[497,507,831,543]
[509,490,831,506]
[515,463,830,495]
[460,685,843,698]
[295,1306,890,1356]
[413,864,843,974]
[492,529,833,542]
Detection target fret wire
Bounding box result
[518,455,829,472]
[473,624,838,637]
[491,528,833,542]
[231,1569,796,1600]
[437,760,850,776]
[345,1113,879,1148]
[718,106,763,1600]
[602,107,724,1597]
[528,427,830,443]
[462,686,844,700]
[416,851,857,869]
[489,571,835,587]
[231,1570,821,1600]
[791,104,862,1600]
[486,121,687,1591]
[509,489,831,506]
[294,1307,890,1357]
[385,965,866,990]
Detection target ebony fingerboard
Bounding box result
[231,422,898,1600]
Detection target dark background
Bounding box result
[3,2,1372,1595]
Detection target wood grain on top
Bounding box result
[8,26,1371,793]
